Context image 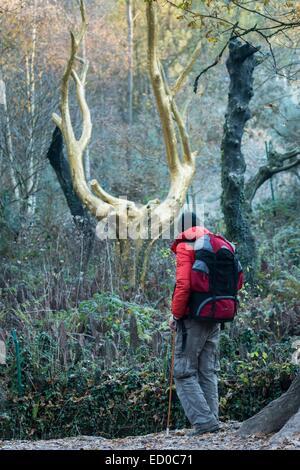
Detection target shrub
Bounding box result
[1,292,299,440]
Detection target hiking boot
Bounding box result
[187,423,220,436]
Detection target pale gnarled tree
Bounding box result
[52,0,199,289]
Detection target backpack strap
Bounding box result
[178,319,188,353]
[175,239,196,247]
[233,255,239,314]
[215,233,236,252]
[209,251,217,317]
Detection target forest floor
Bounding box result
[1,422,300,450]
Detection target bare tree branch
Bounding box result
[172,39,202,95]
[245,146,300,205]
[193,38,231,93]
[146,0,180,174]
[166,0,300,87]
[159,61,192,165]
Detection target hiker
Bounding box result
[170,211,244,436]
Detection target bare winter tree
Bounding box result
[221,38,261,284]
[221,38,300,285]
[52,0,199,289]
[166,0,300,284]
[0,0,60,224]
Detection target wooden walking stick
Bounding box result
[166,329,176,436]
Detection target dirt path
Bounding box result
[1,422,299,450]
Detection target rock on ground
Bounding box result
[1,421,300,450]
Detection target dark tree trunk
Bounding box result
[47,127,95,270]
[239,373,300,437]
[221,38,260,284]
[47,127,92,230]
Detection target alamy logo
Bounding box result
[95,204,205,241]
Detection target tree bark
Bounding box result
[115,237,148,294]
[127,0,133,126]
[269,405,300,446]
[25,0,39,218]
[0,77,20,207]
[239,373,300,436]
[82,35,91,182]
[221,38,260,284]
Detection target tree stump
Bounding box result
[239,373,300,436]
[269,406,300,446]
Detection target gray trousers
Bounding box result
[174,318,220,428]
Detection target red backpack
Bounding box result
[187,233,243,323]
